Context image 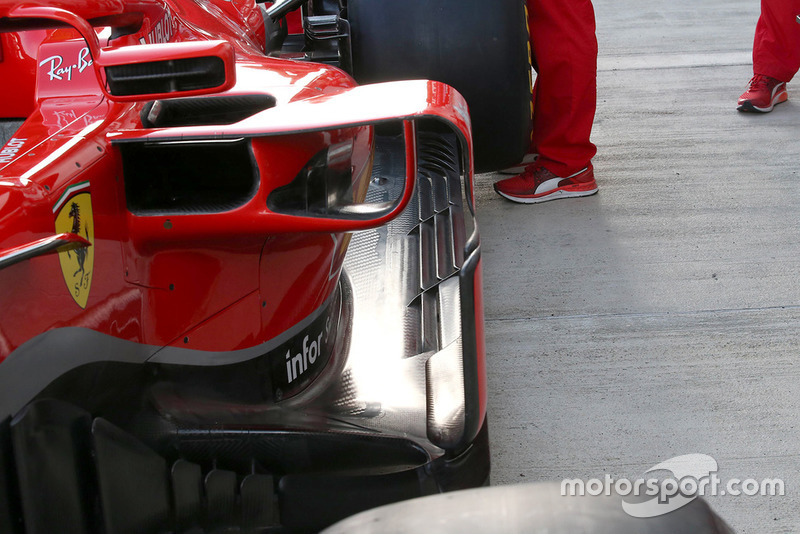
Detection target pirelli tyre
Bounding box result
[348,0,533,173]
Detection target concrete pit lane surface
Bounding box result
[479,1,799,533]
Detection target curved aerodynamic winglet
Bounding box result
[0,233,91,271]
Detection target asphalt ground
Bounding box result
[478,1,799,532]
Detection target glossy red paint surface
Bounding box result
[108,80,472,145]
[0,232,90,269]
[0,0,477,376]
[5,5,105,59]
[0,0,126,20]
[36,37,99,100]
[0,31,44,118]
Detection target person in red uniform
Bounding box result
[737,0,800,112]
[494,0,599,204]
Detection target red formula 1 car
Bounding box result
[0,0,531,531]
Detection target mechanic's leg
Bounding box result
[493,0,598,202]
[527,0,597,177]
[752,0,800,82]
[737,0,800,111]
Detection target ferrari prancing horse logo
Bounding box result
[53,182,94,308]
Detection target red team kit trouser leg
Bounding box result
[526,0,598,178]
[752,0,800,82]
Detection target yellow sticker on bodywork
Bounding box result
[54,188,94,308]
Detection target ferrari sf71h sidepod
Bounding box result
[0,4,487,531]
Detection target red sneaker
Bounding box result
[737,74,788,112]
[493,163,598,204]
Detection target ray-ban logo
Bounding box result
[39,47,92,82]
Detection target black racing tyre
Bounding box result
[348,0,532,173]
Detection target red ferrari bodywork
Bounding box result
[0,0,487,530]
[0,0,472,360]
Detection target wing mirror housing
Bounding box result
[95,41,236,101]
[2,4,235,102]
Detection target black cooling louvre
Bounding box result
[105,56,226,97]
[141,94,276,128]
[120,139,258,215]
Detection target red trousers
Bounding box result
[752,0,800,82]
[527,0,598,177]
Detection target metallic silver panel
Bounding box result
[432,172,449,214]
[419,220,437,291]
[425,339,466,448]
[435,211,455,280]
[438,276,461,349]
[147,126,478,460]
[420,291,439,353]
[417,174,433,222]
